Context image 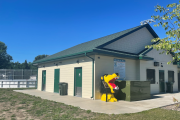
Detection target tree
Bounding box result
[0,41,13,69]
[146,1,180,64]
[13,61,22,69]
[28,62,37,69]
[33,54,49,62]
[22,60,29,69]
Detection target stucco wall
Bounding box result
[37,56,93,99]
[94,55,139,100]
[104,27,154,54]
[142,49,179,94]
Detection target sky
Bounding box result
[0,0,178,63]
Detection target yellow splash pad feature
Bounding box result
[101,93,117,102]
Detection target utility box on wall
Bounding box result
[115,80,151,101]
[154,62,159,66]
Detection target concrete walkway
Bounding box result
[14,89,180,114]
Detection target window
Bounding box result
[147,69,155,84]
[168,71,174,83]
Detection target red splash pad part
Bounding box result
[109,83,116,88]
[108,78,117,88]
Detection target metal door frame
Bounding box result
[178,71,180,91]
[42,70,46,91]
[74,67,82,97]
[54,69,60,93]
[159,70,165,93]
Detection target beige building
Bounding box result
[33,24,180,100]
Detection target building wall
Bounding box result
[94,55,139,100]
[141,49,178,94]
[94,49,179,99]
[104,27,154,54]
[37,56,93,99]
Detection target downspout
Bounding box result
[85,52,94,100]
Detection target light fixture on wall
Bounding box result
[77,60,79,64]
[43,65,45,68]
[98,57,100,59]
[56,64,58,66]
[161,63,163,67]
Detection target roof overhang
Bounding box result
[32,48,154,65]
[93,48,154,61]
[32,50,95,65]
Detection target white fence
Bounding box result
[0,80,37,88]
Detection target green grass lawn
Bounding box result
[0,88,179,120]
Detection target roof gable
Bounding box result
[102,27,154,54]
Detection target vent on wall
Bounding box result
[154,62,159,66]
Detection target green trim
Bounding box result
[140,56,154,60]
[33,50,94,64]
[139,48,153,55]
[94,49,138,59]
[138,41,160,56]
[94,49,154,61]
[74,68,76,96]
[41,70,43,91]
[85,53,94,100]
[146,24,159,38]
[101,48,138,55]
[95,48,138,56]
[139,54,143,59]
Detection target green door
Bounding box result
[42,70,46,91]
[54,69,60,93]
[159,70,165,93]
[75,67,82,97]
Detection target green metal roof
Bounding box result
[33,24,158,64]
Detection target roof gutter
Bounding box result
[94,48,153,61]
[85,52,94,100]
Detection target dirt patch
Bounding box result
[2,88,180,120]
[161,103,180,111]
[0,102,40,120]
[0,88,97,120]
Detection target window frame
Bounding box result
[146,69,156,84]
[168,70,174,83]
